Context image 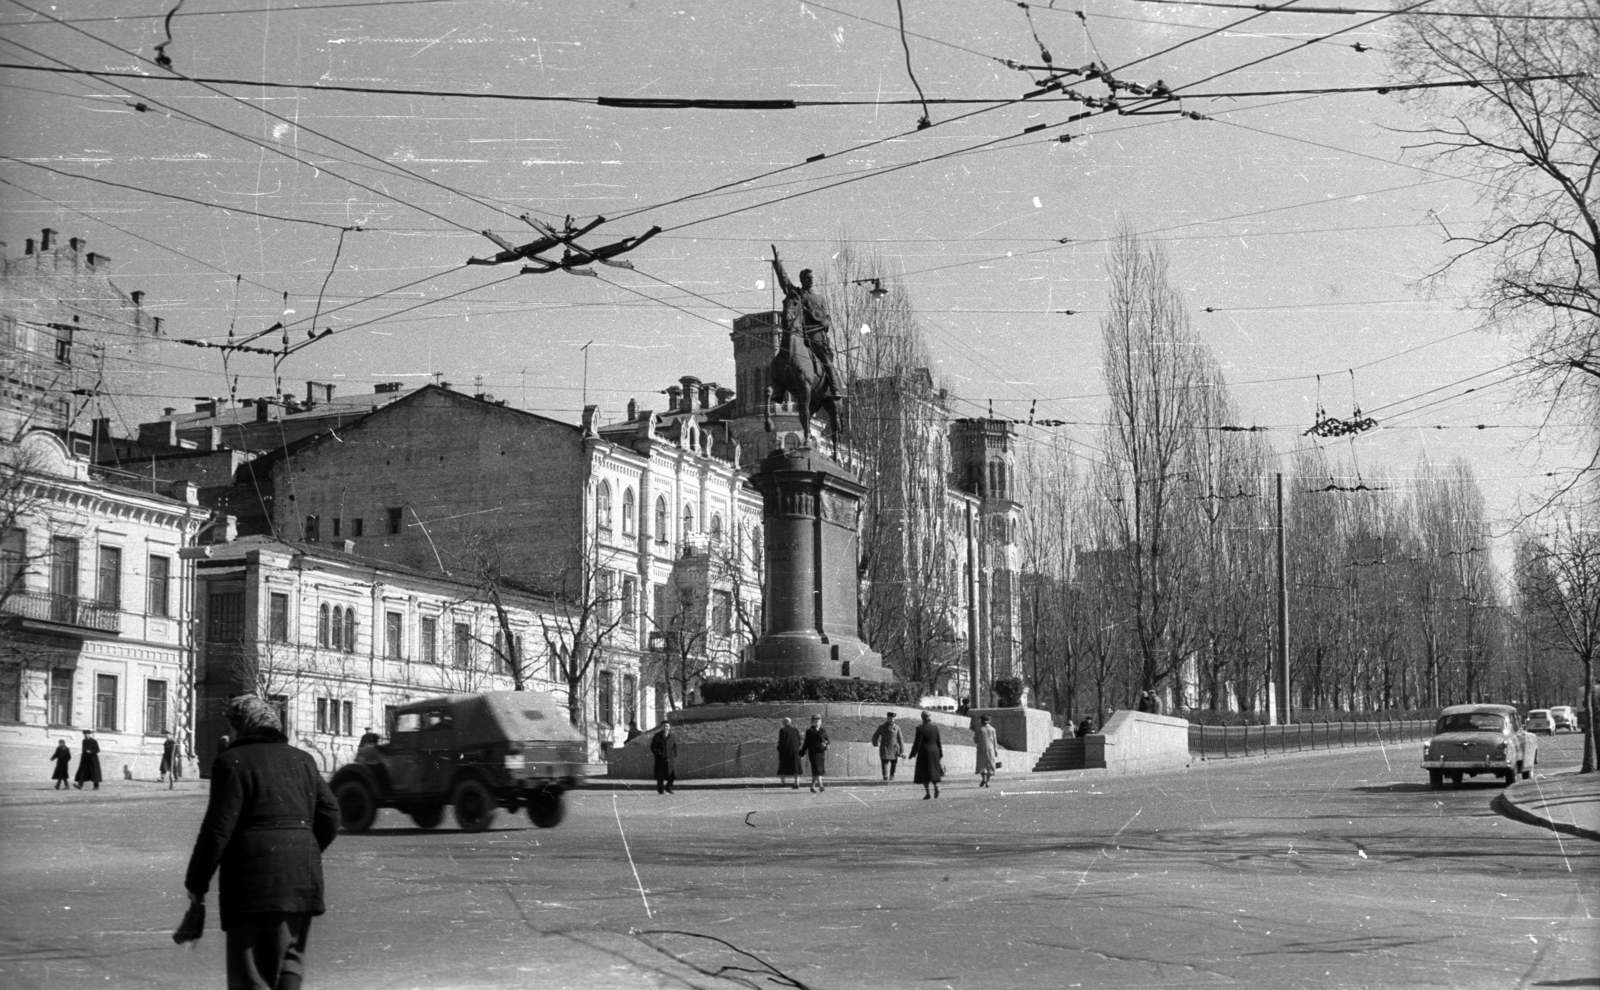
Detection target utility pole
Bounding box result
[1277,472,1291,725]
[966,500,981,709]
[580,340,594,408]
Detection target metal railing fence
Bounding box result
[1188,717,1431,759]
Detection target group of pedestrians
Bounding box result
[49,730,181,789]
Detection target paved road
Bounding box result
[1,736,1593,990]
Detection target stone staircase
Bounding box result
[1032,737,1087,772]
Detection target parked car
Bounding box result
[330,691,586,832]
[1550,706,1578,732]
[919,695,959,713]
[1526,709,1557,735]
[1421,704,1537,789]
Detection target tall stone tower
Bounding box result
[949,418,1022,685]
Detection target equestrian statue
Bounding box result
[768,245,841,444]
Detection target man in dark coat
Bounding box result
[73,729,101,789]
[357,727,380,749]
[775,717,802,789]
[870,712,906,781]
[183,695,339,990]
[159,733,177,785]
[798,714,829,793]
[910,711,943,799]
[51,739,72,788]
[650,722,677,795]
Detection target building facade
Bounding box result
[0,430,210,780]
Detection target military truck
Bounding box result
[330,691,585,832]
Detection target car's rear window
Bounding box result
[1529,710,1551,718]
[1436,713,1507,733]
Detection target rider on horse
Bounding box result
[772,253,840,403]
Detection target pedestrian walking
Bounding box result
[775,717,803,789]
[870,712,905,781]
[50,739,71,788]
[625,719,642,743]
[650,722,677,795]
[1075,717,1094,738]
[160,733,177,785]
[910,711,943,800]
[73,729,101,790]
[972,714,998,788]
[179,694,339,990]
[799,714,829,792]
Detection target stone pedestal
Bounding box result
[746,447,892,681]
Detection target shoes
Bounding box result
[819,783,826,791]
[809,784,817,793]
[74,783,82,790]
[934,787,940,798]
[923,793,931,800]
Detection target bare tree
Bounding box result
[536,533,630,730]
[1519,515,1600,773]
[645,583,713,711]
[1390,2,1600,500]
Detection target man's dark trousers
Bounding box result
[226,912,312,990]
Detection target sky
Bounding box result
[0,0,1591,548]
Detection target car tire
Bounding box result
[452,778,497,833]
[1501,768,1516,787]
[1428,769,1443,790]
[409,804,445,829]
[336,779,378,832]
[527,789,564,829]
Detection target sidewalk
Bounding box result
[1494,769,1600,841]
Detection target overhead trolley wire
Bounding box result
[1124,0,1597,19]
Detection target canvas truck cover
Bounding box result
[442,691,584,749]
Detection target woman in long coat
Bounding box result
[972,714,998,788]
[775,718,802,789]
[798,715,828,793]
[73,730,102,790]
[50,739,72,788]
[649,723,677,795]
[910,712,943,799]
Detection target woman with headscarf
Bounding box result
[50,739,72,789]
[179,694,340,990]
[775,717,802,789]
[972,714,998,788]
[910,711,943,800]
[73,729,101,790]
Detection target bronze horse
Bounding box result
[766,289,840,444]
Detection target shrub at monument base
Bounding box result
[699,677,922,705]
[991,676,1024,708]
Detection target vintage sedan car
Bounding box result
[330,691,586,832]
[1526,709,1557,735]
[1550,706,1578,732]
[1422,704,1537,789]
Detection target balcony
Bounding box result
[0,591,121,638]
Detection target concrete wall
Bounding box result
[1085,710,1191,775]
[967,706,1058,755]
[607,736,998,780]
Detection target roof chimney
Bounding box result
[69,236,83,254]
[25,237,35,255]
[86,251,110,269]
[626,397,639,421]
[255,397,274,422]
[39,228,55,251]
[679,375,701,411]
[714,386,734,406]
[665,385,682,410]
[697,383,713,409]
[130,290,144,307]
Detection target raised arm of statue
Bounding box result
[770,245,797,297]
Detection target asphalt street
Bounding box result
[1,735,1593,990]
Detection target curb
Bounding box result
[1491,792,1600,842]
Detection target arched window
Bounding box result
[752,525,763,570]
[654,496,668,544]
[621,488,636,535]
[319,603,330,647]
[596,481,612,533]
[710,513,723,542]
[330,606,344,651]
[344,608,356,653]
[682,504,695,537]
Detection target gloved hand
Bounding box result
[173,893,204,945]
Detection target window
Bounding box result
[494,629,508,673]
[682,504,695,537]
[304,515,320,542]
[318,603,331,647]
[623,673,637,727]
[0,664,21,722]
[95,674,117,732]
[711,513,723,542]
[330,606,344,651]
[597,669,614,726]
[752,526,763,571]
[655,496,669,543]
[342,700,354,736]
[207,591,244,642]
[332,518,342,539]
[49,668,72,725]
[712,589,733,636]
[95,547,122,607]
[454,622,471,668]
[597,481,613,533]
[622,489,636,535]
[1,528,26,593]
[146,555,170,616]
[387,506,403,535]
[420,617,438,664]
[385,611,403,659]
[652,583,667,626]
[269,694,289,734]
[622,576,637,631]
[269,593,289,643]
[598,570,616,623]
[144,680,168,735]
[315,697,352,735]
[50,536,79,600]
[316,697,329,733]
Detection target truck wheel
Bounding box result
[1428,769,1443,790]
[1501,767,1516,787]
[1448,771,1463,786]
[528,789,564,829]
[336,779,377,832]
[409,804,444,829]
[452,779,497,833]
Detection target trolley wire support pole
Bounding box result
[1276,471,1291,726]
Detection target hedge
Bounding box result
[698,677,923,705]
